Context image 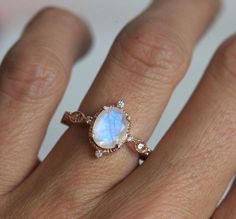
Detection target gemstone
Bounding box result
[137,143,145,150]
[85,116,93,124]
[92,106,129,149]
[117,100,125,108]
[127,136,134,142]
[95,150,103,158]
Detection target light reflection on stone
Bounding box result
[92,107,129,149]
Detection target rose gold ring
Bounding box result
[61,100,152,161]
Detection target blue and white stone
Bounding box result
[92,106,129,149]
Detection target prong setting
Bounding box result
[85,116,93,125]
[95,150,103,158]
[89,104,130,156]
[127,135,134,142]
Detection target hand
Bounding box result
[0,1,235,218]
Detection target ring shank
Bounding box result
[61,111,86,126]
[126,136,152,161]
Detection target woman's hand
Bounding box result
[0,1,235,218]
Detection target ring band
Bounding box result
[61,100,152,160]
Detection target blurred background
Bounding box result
[0,0,235,160]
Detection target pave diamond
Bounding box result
[86,116,93,124]
[117,100,125,108]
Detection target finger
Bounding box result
[29,0,220,207]
[212,180,236,219]
[0,7,91,194]
[99,35,236,219]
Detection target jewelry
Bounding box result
[61,100,151,160]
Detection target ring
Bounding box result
[61,100,152,160]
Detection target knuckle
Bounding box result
[111,22,189,86]
[152,207,198,219]
[211,110,236,164]
[11,198,77,219]
[132,207,195,219]
[110,199,197,219]
[209,36,236,105]
[2,187,80,219]
[40,195,78,219]
[0,44,67,103]
[212,37,236,84]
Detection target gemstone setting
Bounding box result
[137,143,145,150]
[117,100,125,109]
[95,150,103,158]
[91,106,130,150]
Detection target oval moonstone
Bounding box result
[92,106,129,149]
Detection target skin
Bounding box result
[0,0,235,218]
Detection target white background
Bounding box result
[0,0,235,159]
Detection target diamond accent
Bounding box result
[86,116,93,124]
[117,100,125,108]
[137,143,145,150]
[95,150,103,158]
[127,136,134,142]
